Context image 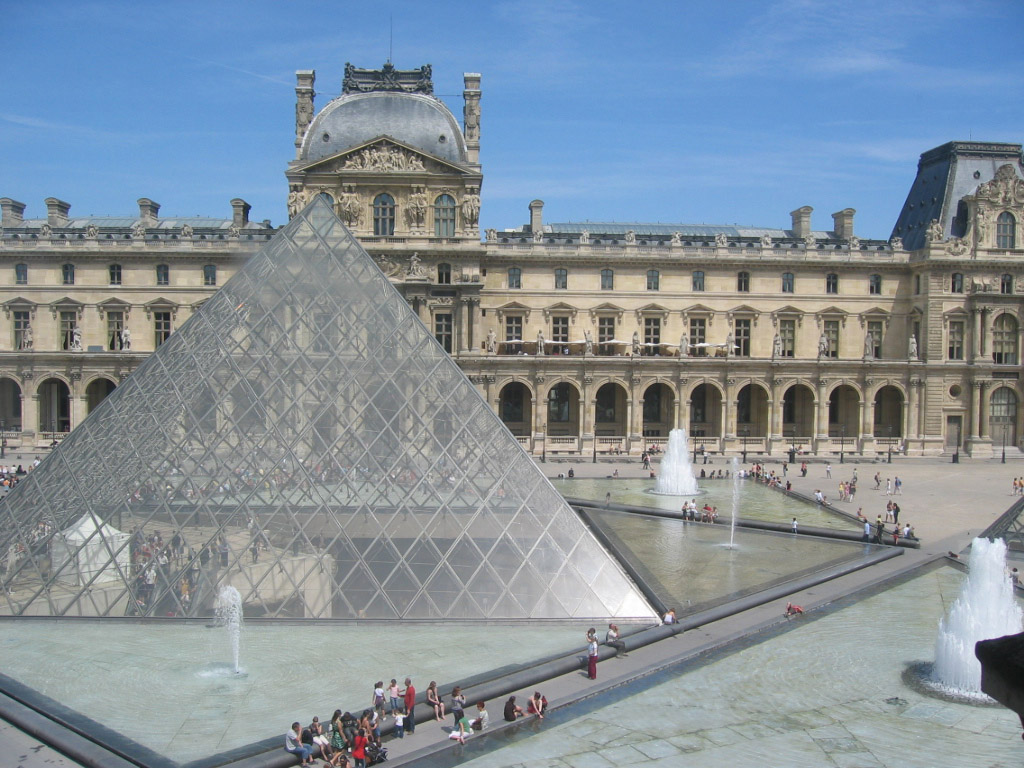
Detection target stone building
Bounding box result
[1,61,1022,458]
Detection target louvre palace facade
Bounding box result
[1,62,1023,459]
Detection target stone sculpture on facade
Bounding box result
[461,193,481,229]
[486,329,496,354]
[761,233,773,248]
[181,224,193,238]
[132,221,147,239]
[889,236,903,251]
[86,225,98,239]
[533,227,544,243]
[849,235,860,250]
[863,330,875,360]
[40,223,52,238]
[121,327,131,351]
[71,326,83,352]
[536,330,545,356]
[908,334,918,360]
[464,99,480,142]
[678,332,689,358]
[715,232,728,247]
[670,231,682,246]
[485,228,497,242]
[343,143,425,172]
[926,219,945,243]
[631,331,641,356]
[287,186,302,219]
[818,332,830,358]
[579,230,590,244]
[336,190,361,228]
[773,333,783,359]
[405,190,428,230]
[408,252,426,278]
[20,325,32,351]
[624,230,636,244]
[584,329,593,355]
[725,332,734,357]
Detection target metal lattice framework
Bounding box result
[0,199,655,621]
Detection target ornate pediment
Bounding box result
[975,164,1024,207]
[543,302,578,321]
[298,137,469,176]
[634,303,670,322]
[495,301,531,321]
[97,298,131,319]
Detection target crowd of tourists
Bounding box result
[284,678,549,765]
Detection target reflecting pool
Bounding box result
[559,476,858,531]
[455,565,1024,768]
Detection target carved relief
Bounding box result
[181,224,194,238]
[975,164,1024,206]
[947,237,969,257]
[848,235,860,250]
[462,191,481,229]
[39,223,52,237]
[337,187,361,227]
[287,184,303,219]
[760,233,772,248]
[670,232,681,246]
[926,219,944,244]
[343,143,425,172]
[86,224,98,239]
[485,228,497,242]
[405,188,428,230]
[463,98,480,142]
[131,221,147,239]
[889,236,903,251]
[580,230,590,244]
[715,232,728,247]
[624,230,636,244]
[374,255,403,278]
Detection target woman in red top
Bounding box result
[352,728,367,768]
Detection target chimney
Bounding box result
[0,198,26,227]
[529,199,544,236]
[790,206,813,238]
[137,198,161,222]
[832,208,855,239]
[295,70,316,157]
[45,197,71,226]
[230,198,251,228]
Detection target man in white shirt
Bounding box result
[284,722,314,765]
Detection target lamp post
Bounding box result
[787,428,796,464]
[953,421,960,464]
[741,426,749,464]
[840,424,846,464]
[887,424,893,464]
[1003,422,1008,464]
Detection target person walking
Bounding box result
[825,463,832,479]
[894,476,902,494]
[885,478,892,495]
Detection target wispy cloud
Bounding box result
[181,55,293,87]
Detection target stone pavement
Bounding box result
[1,454,1018,768]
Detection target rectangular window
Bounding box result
[826,273,838,294]
[551,315,569,351]
[15,264,27,285]
[734,319,751,357]
[948,321,964,360]
[107,311,124,351]
[437,263,452,284]
[781,272,794,293]
[156,264,169,286]
[692,271,705,291]
[62,264,75,285]
[690,318,707,356]
[109,264,122,285]
[868,320,883,359]
[646,270,660,291]
[737,271,749,292]
[508,267,521,289]
[601,269,614,290]
[154,311,172,348]
[824,320,840,358]
[554,268,567,290]
[643,317,661,355]
[60,311,77,350]
[203,264,217,286]
[505,316,523,354]
[779,318,795,357]
[13,311,29,350]
[869,273,882,295]
[598,316,615,355]
[434,313,453,353]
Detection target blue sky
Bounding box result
[2,0,1022,238]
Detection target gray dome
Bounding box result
[300,91,467,165]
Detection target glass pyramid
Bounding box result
[0,199,655,621]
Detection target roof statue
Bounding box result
[342,62,433,95]
[0,198,654,622]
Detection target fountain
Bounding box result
[216,585,244,675]
[652,428,700,496]
[727,457,740,549]
[927,537,1022,702]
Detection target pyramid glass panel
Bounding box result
[0,199,655,621]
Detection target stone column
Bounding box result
[719,398,728,450]
[982,309,992,360]
[30,393,41,434]
[672,395,681,431]
[970,381,983,439]
[907,381,918,440]
[979,381,990,438]
[816,380,829,439]
[972,308,983,362]
[21,391,37,438]
[73,393,87,433]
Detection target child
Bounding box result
[388,679,401,716]
[372,681,385,719]
[393,710,405,739]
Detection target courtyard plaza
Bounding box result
[1,452,1022,767]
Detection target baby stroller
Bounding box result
[366,741,388,765]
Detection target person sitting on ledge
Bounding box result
[285,721,315,765]
[527,691,548,719]
[662,608,677,624]
[785,602,804,618]
[504,695,524,721]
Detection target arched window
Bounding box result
[317,191,334,206]
[1002,274,1014,295]
[737,271,750,292]
[825,273,838,294]
[991,387,1018,427]
[993,313,1019,365]
[62,263,75,285]
[554,268,567,290]
[646,269,660,291]
[109,264,122,285]
[437,263,452,284]
[373,193,395,236]
[434,194,456,237]
[951,272,964,293]
[601,269,614,290]
[508,267,521,289]
[997,212,1017,249]
[781,272,794,293]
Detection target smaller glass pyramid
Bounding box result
[0,199,655,621]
